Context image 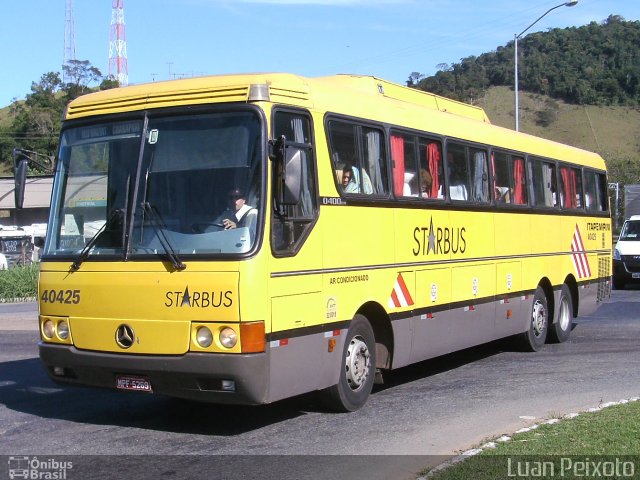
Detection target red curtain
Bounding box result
[513,158,525,204]
[560,167,576,208]
[427,143,441,198]
[391,135,405,196]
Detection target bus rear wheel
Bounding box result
[517,286,548,352]
[548,284,573,343]
[321,314,376,412]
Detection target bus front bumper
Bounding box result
[39,342,269,405]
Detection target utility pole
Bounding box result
[63,0,76,83]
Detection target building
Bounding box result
[0,175,53,226]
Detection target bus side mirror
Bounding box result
[13,149,28,209]
[270,136,302,207]
[282,147,303,205]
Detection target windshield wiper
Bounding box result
[142,202,186,271]
[69,208,123,272]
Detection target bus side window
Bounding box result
[359,127,387,195]
[492,151,511,203]
[391,132,418,197]
[596,172,608,212]
[446,142,489,203]
[492,151,527,205]
[584,170,596,211]
[328,120,387,196]
[446,143,470,201]
[559,165,583,209]
[529,158,557,208]
[470,147,489,202]
[271,110,317,255]
[329,121,359,193]
[419,138,443,199]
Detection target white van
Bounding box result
[613,215,640,289]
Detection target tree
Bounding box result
[62,59,103,101]
[406,72,424,87]
[0,59,109,172]
[100,77,120,91]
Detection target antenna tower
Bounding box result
[109,0,129,86]
[63,0,76,82]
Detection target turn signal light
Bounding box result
[240,321,265,353]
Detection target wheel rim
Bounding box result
[345,335,371,391]
[558,295,571,331]
[532,299,547,338]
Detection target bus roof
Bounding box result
[65,72,605,171]
[66,72,489,122]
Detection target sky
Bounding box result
[2,0,640,107]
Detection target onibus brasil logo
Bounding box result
[8,456,72,479]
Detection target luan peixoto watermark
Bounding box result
[507,457,636,478]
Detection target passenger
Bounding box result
[342,165,374,194]
[495,186,511,203]
[341,166,357,192]
[420,168,433,198]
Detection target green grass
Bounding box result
[425,400,640,479]
[0,263,38,301]
[0,104,12,126]
[477,86,640,160]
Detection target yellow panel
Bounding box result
[448,210,494,261]
[415,267,451,307]
[496,261,521,296]
[494,213,531,256]
[39,270,239,321]
[271,292,322,333]
[70,317,190,354]
[451,263,496,303]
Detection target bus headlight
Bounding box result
[219,327,238,349]
[43,320,55,339]
[57,320,70,340]
[196,326,213,348]
[613,248,621,261]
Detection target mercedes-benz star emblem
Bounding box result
[115,324,135,349]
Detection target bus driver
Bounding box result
[216,188,257,230]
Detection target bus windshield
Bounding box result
[45,110,263,261]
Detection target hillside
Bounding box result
[413,16,640,107]
[479,86,640,157]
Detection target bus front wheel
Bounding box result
[321,314,376,412]
[517,286,548,352]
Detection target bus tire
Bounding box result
[548,284,573,343]
[517,286,548,352]
[321,314,376,412]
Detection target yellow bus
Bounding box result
[22,73,611,412]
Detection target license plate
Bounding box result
[4,240,18,252]
[632,273,640,279]
[116,375,153,393]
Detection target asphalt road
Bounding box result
[1,290,639,480]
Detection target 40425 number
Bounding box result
[41,289,81,304]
